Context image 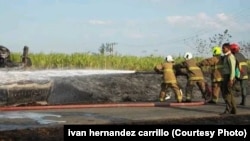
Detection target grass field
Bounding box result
[10,52,250,71]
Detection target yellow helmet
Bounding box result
[212,46,221,56]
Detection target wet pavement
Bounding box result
[0,96,250,131]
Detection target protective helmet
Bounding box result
[184,52,192,60]
[230,42,240,53]
[165,55,174,62]
[212,46,221,56]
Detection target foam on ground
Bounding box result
[0,69,136,84]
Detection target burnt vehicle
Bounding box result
[0,45,53,106]
[0,45,32,68]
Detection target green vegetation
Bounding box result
[8,30,250,71]
[9,52,215,71]
[9,52,165,70]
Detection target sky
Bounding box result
[0,0,250,57]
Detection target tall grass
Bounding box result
[9,52,250,71]
[9,52,167,70]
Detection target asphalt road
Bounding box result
[0,96,250,132]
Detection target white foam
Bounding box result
[0,112,66,125]
[0,69,135,84]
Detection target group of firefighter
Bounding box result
[154,42,248,115]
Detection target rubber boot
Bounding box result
[159,91,166,102]
[177,89,183,103]
[185,93,192,102]
[240,96,246,106]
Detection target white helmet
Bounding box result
[165,55,174,62]
[184,52,192,60]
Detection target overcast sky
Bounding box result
[1,0,250,57]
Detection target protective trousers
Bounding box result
[159,83,183,102]
[237,79,248,105]
[211,82,222,103]
[185,80,206,101]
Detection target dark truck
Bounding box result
[0,45,53,106]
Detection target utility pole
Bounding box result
[105,42,117,55]
[104,42,117,69]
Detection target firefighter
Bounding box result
[230,42,248,106]
[197,46,224,104]
[180,52,207,102]
[154,55,183,103]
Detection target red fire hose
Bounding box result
[0,101,205,111]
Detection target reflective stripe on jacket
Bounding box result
[155,62,177,83]
[182,59,204,81]
[198,56,224,82]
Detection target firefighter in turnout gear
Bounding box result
[197,46,224,104]
[180,52,207,102]
[230,42,249,106]
[154,55,183,103]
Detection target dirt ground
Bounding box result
[48,72,247,104]
[47,73,205,105]
[0,73,249,141]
